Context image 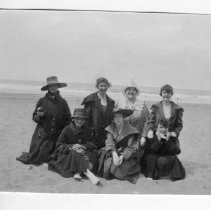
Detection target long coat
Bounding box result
[48,122,98,177]
[148,101,184,137]
[16,91,71,165]
[81,92,115,148]
[98,121,141,183]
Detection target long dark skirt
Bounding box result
[16,126,57,165]
[93,127,107,149]
[48,150,98,178]
[142,153,186,181]
[98,149,140,184]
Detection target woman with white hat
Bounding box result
[17,76,71,165]
[115,81,149,147]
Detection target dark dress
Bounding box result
[98,121,141,183]
[142,101,186,181]
[16,91,71,165]
[48,122,98,178]
[81,92,115,149]
[142,135,186,180]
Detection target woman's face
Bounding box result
[125,87,138,99]
[114,113,124,126]
[48,84,59,94]
[73,118,86,128]
[98,82,109,93]
[161,90,173,102]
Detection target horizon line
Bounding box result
[1,78,211,92]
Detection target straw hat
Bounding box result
[41,76,67,91]
[122,81,141,96]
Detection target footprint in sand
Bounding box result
[28,166,33,170]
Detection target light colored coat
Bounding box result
[115,97,149,137]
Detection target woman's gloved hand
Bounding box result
[112,151,120,166]
[147,130,154,139]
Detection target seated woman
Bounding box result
[98,108,141,184]
[142,84,186,181]
[48,108,100,185]
[142,120,185,181]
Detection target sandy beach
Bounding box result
[0,92,211,194]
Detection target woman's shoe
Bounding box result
[84,169,100,185]
[73,173,82,181]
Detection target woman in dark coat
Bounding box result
[81,77,115,149]
[48,108,100,184]
[98,108,141,184]
[142,84,186,181]
[16,76,71,165]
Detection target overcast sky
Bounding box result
[0,10,211,90]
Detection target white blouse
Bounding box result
[163,103,171,120]
[97,92,107,106]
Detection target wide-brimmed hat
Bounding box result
[122,81,141,96]
[112,108,133,118]
[41,76,67,91]
[71,108,88,119]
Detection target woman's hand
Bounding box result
[156,131,162,141]
[147,130,154,139]
[37,111,44,117]
[166,132,171,141]
[129,115,136,123]
[72,144,81,150]
[170,132,177,137]
[129,111,139,123]
[112,151,120,166]
[72,144,86,150]
[72,144,86,154]
[118,155,123,165]
[58,145,66,153]
[36,107,45,117]
[140,137,146,146]
[166,131,177,141]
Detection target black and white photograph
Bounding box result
[0,0,211,209]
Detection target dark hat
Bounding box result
[112,108,133,118]
[41,76,67,91]
[71,108,88,119]
[160,84,174,96]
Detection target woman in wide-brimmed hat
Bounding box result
[17,76,71,165]
[98,108,141,184]
[142,84,186,181]
[81,77,115,149]
[48,108,100,184]
[115,81,149,147]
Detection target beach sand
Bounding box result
[0,92,211,194]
